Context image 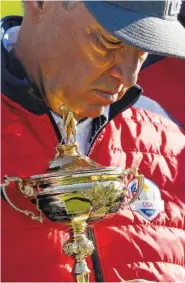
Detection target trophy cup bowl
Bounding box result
[2,106,144,283]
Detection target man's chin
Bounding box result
[74,105,106,121]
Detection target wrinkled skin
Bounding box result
[14,1,148,120]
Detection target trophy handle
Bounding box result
[1,176,44,223]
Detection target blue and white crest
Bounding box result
[128,178,164,221]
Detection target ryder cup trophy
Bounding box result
[2,105,144,283]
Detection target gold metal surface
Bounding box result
[60,105,77,144]
[2,176,43,223]
[63,216,94,283]
[2,105,145,283]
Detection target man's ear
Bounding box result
[37,1,44,9]
[23,0,46,24]
[24,0,45,13]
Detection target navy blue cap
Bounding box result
[84,1,185,59]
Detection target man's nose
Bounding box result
[109,48,148,88]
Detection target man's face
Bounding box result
[24,2,148,120]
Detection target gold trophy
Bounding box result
[2,105,144,283]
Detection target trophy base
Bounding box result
[63,216,94,283]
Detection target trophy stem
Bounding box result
[63,216,94,283]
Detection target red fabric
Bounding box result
[1,94,185,282]
[89,108,185,282]
[138,57,185,125]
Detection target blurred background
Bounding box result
[1,1,23,17]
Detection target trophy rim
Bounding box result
[24,166,125,182]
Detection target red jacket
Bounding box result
[138,57,185,126]
[2,92,185,282]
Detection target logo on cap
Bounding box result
[167,0,182,16]
[128,178,164,221]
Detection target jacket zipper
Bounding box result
[86,126,108,282]
[87,227,104,282]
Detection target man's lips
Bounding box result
[92,90,119,104]
[95,84,124,95]
[91,84,124,105]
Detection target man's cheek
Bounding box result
[82,44,114,69]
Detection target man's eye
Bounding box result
[98,33,123,50]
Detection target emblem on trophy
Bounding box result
[2,105,144,283]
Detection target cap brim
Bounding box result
[84,2,185,59]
